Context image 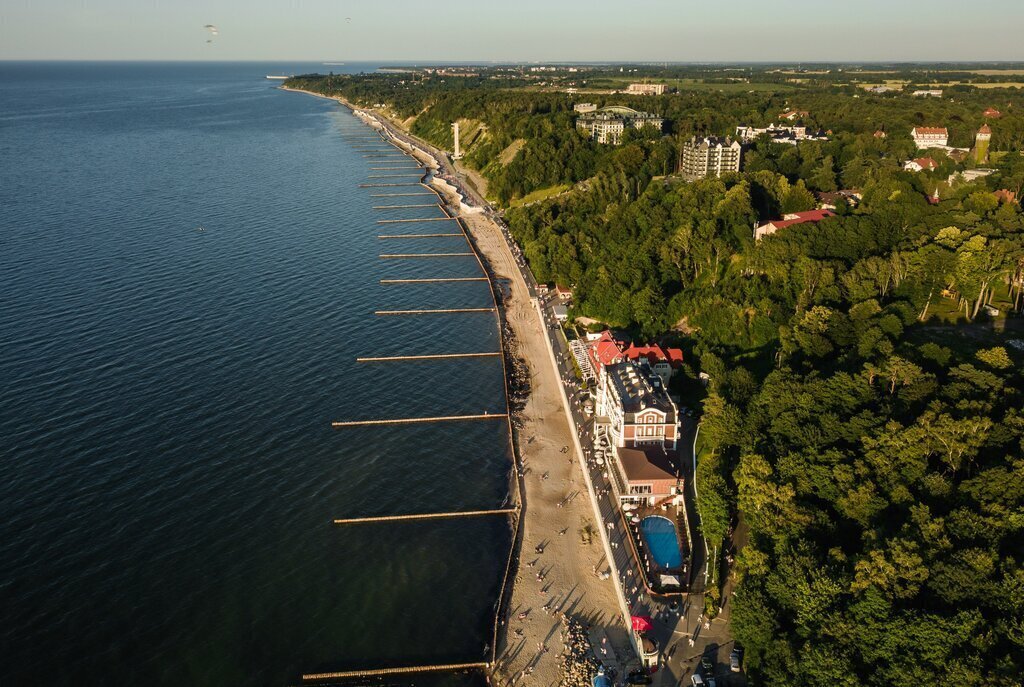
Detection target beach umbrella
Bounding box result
[631,615,653,632]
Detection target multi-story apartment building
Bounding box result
[680,136,742,180]
[595,361,682,507]
[576,106,664,145]
[735,124,828,145]
[596,361,679,451]
[912,126,949,148]
[626,83,667,95]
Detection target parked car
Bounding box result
[690,675,704,687]
[700,655,714,673]
[730,648,742,673]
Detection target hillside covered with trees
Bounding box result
[289,65,1024,685]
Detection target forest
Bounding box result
[288,66,1024,686]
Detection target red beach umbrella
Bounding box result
[631,615,653,632]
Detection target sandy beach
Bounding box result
[429,187,634,685]
[283,83,633,684]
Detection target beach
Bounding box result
[283,83,634,684]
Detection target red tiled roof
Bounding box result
[912,157,938,170]
[622,343,685,368]
[979,124,992,134]
[587,331,684,371]
[766,209,835,231]
[995,189,1018,204]
[983,108,1002,118]
[913,127,948,135]
[588,331,626,369]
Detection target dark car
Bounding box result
[700,655,714,673]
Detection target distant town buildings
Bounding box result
[949,168,997,185]
[779,109,810,121]
[735,124,828,145]
[573,102,597,113]
[680,136,742,180]
[816,190,862,210]
[754,209,836,241]
[576,105,664,144]
[912,90,944,98]
[984,107,1003,119]
[626,83,667,96]
[904,157,938,172]
[912,126,949,149]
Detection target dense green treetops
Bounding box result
[290,66,1024,686]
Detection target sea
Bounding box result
[0,62,512,687]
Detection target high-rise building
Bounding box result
[680,136,742,180]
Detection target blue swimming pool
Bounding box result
[640,516,682,569]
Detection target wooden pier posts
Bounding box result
[332,508,515,525]
[331,413,506,428]
[302,663,489,682]
[374,308,496,315]
[356,352,501,362]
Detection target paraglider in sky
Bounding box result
[203,24,218,43]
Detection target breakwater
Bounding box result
[318,115,526,680]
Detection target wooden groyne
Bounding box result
[368,174,427,178]
[357,352,501,362]
[379,252,473,258]
[377,233,464,239]
[370,192,437,197]
[380,277,489,284]
[359,183,424,188]
[374,308,496,315]
[302,663,488,682]
[332,508,515,525]
[373,203,439,209]
[332,413,506,428]
[377,217,456,223]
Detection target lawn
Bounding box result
[509,184,570,207]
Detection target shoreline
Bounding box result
[285,84,526,670]
[282,84,633,684]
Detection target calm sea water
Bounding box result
[0,62,511,686]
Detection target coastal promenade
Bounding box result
[283,85,735,685]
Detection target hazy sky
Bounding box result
[2,0,1023,62]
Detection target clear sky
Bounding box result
[2,0,1023,63]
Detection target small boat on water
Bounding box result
[265,75,290,80]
